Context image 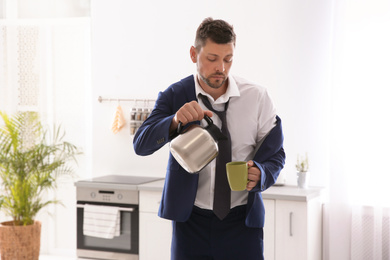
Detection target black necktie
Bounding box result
[199,94,231,220]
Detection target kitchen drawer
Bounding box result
[139,190,162,213]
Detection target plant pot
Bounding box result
[297,171,310,189]
[0,220,41,260]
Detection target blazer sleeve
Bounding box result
[251,115,286,192]
[133,90,175,156]
[133,75,197,156]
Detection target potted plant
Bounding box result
[0,111,80,260]
[296,153,309,189]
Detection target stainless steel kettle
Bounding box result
[170,115,227,173]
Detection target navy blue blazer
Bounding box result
[133,75,285,228]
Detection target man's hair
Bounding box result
[194,17,236,50]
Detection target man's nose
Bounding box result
[215,61,225,72]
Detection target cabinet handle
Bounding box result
[289,212,293,236]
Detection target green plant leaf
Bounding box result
[0,111,81,226]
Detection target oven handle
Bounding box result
[77,204,135,212]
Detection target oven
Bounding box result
[75,175,163,260]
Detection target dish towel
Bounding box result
[111,105,126,134]
[83,204,120,239]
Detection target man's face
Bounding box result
[191,39,234,90]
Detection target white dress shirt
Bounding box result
[193,74,277,210]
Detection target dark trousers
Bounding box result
[171,205,264,260]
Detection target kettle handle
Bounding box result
[177,115,213,134]
[203,115,213,126]
[177,121,183,134]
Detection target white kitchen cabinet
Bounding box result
[263,199,276,260]
[139,189,172,260]
[263,186,324,260]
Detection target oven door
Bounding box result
[77,201,139,260]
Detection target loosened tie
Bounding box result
[199,94,231,220]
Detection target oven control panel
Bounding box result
[76,187,139,205]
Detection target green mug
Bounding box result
[226,161,248,191]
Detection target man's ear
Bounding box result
[190,46,197,63]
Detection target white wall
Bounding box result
[91,0,334,188]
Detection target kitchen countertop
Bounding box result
[74,175,164,190]
[138,179,166,191]
[138,179,325,202]
[262,184,325,202]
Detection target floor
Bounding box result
[40,256,93,260]
[40,256,78,260]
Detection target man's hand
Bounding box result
[170,101,213,133]
[246,160,261,191]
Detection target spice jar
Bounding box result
[142,108,149,121]
[136,108,143,121]
[130,107,137,121]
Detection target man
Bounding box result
[133,17,285,260]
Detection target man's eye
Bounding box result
[207,58,216,62]
[224,59,233,63]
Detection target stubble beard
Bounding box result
[199,73,227,89]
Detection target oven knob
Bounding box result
[90,192,96,198]
[117,193,123,200]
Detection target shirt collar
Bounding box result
[194,74,240,104]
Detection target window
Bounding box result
[331,0,390,207]
[0,0,91,255]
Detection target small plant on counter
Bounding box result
[296,153,309,172]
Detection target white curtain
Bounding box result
[351,206,390,260]
[0,0,91,256]
[326,0,390,259]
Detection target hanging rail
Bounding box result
[97,96,155,103]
